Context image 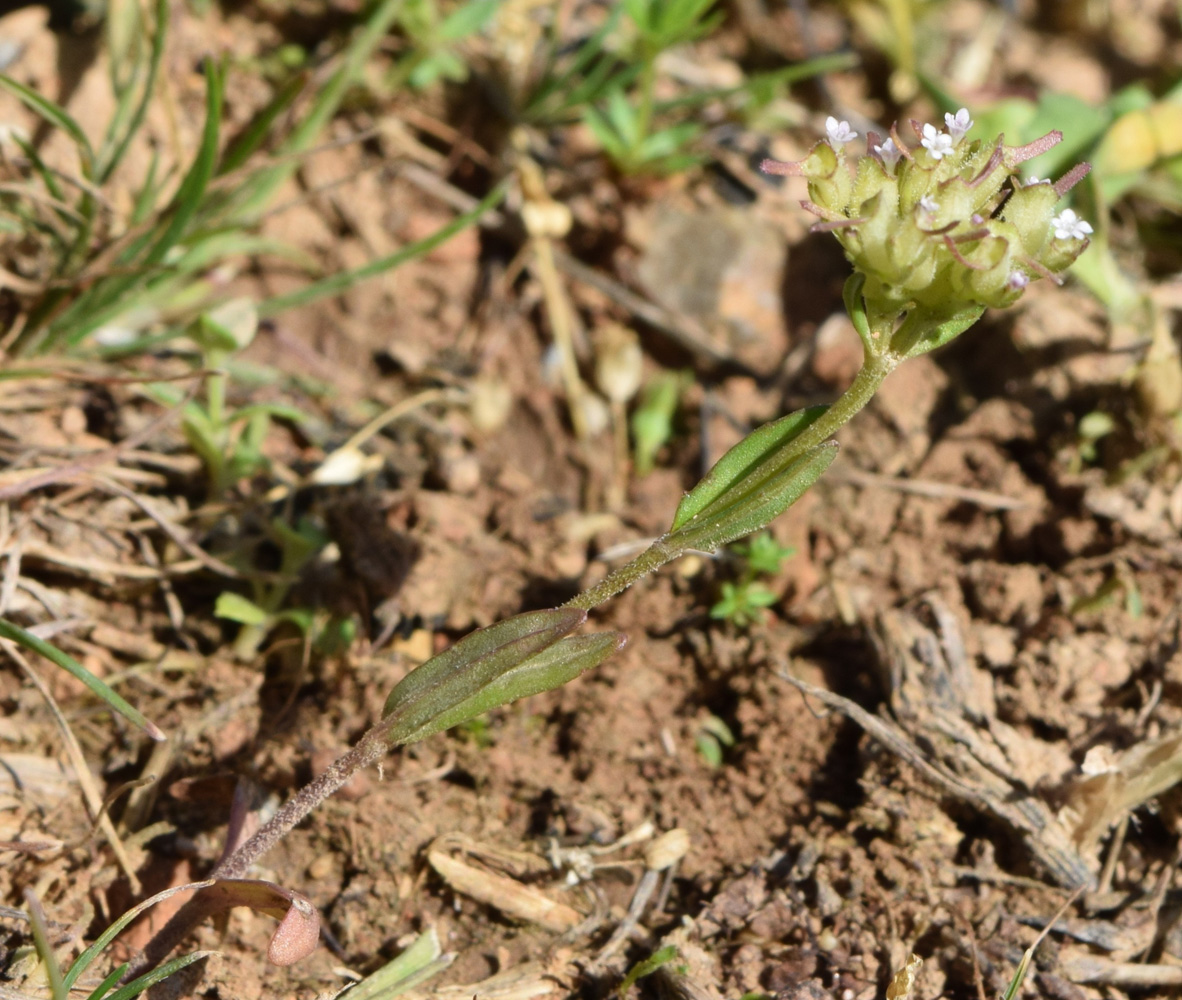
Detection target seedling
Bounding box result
[389,0,499,90]
[710,532,796,627]
[695,713,736,768]
[631,370,689,475]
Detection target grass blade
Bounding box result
[344,928,452,1000]
[101,951,211,1000]
[140,58,224,270]
[258,178,509,317]
[96,0,168,184]
[64,881,215,989]
[84,964,128,1000]
[24,888,67,1000]
[218,71,307,177]
[229,0,407,220]
[0,74,94,177]
[0,617,164,741]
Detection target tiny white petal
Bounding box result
[825,116,858,148]
[1052,209,1093,240]
[1006,270,1029,291]
[944,108,973,143]
[873,137,902,167]
[971,213,985,225]
[1025,176,1051,186]
[920,123,953,160]
[919,195,939,213]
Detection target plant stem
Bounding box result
[566,349,900,610]
[215,731,388,878]
[565,534,681,610]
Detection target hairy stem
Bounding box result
[214,732,388,878]
[565,349,899,611]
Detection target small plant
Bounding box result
[695,713,736,768]
[390,0,499,90]
[129,108,1093,983]
[631,370,688,475]
[522,0,849,174]
[710,532,796,627]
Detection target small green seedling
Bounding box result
[213,515,341,662]
[711,532,796,627]
[695,713,736,768]
[631,371,688,475]
[1069,566,1143,620]
[390,0,499,90]
[1075,410,1117,469]
[617,944,682,998]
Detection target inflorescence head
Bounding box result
[763,110,1092,320]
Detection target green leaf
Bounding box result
[743,533,795,575]
[583,104,629,161]
[619,945,679,998]
[25,888,66,1000]
[379,608,586,746]
[343,928,452,1000]
[64,880,218,989]
[95,0,168,184]
[259,179,508,316]
[669,443,838,555]
[672,405,828,530]
[438,0,498,40]
[0,618,164,741]
[215,593,270,626]
[218,71,307,177]
[99,951,211,1000]
[842,273,873,355]
[230,0,407,219]
[84,964,128,1000]
[631,371,686,475]
[398,631,625,744]
[0,74,94,177]
[892,305,985,360]
[141,59,224,271]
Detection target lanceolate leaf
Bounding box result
[671,405,829,531]
[398,631,626,744]
[892,304,985,359]
[669,443,838,555]
[380,608,586,747]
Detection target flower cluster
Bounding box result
[765,109,1093,338]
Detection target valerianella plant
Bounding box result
[132,109,1094,985]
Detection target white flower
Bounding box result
[825,116,858,149]
[1051,209,1093,240]
[944,108,973,143]
[920,123,953,160]
[1025,176,1051,186]
[873,137,901,167]
[919,195,939,213]
[1006,270,1029,291]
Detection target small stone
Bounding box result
[811,313,864,388]
[60,405,86,437]
[307,853,334,880]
